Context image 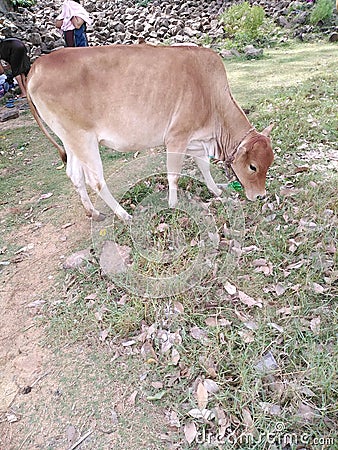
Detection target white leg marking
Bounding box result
[193,155,222,197]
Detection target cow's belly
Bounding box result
[98,127,165,153]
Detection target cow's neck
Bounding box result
[218,93,254,160]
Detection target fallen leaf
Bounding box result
[99,328,109,342]
[275,283,286,296]
[267,322,284,333]
[157,223,169,232]
[66,425,78,445]
[252,258,273,276]
[296,402,318,421]
[173,301,184,314]
[168,410,180,428]
[205,317,231,327]
[277,305,301,315]
[147,391,166,401]
[184,422,197,444]
[203,379,219,394]
[141,342,158,362]
[238,330,255,343]
[63,248,92,269]
[312,282,325,294]
[255,351,279,373]
[127,390,138,406]
[242,407,254,432]
[111,409,119,424]
[188,408,215,420]
[238,291,262,308]
[196,382,208,409]
[223,281,237,295]
[38,192,53,201]
[171,348,180,365]
[310,317,320,335]
[6,413,18,423]
[260,402,282,416]
[190,327,208,342]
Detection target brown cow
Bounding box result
[27,44,273,222]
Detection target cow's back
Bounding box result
[27,45,229,151]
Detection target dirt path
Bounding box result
[0,219,90,448]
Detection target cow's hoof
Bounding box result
[92,212,106,222]
[122,213,133,224]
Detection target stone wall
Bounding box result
[0,0,337,59]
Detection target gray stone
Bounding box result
[99,241,132,276]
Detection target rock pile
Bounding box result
[0,0,337,59]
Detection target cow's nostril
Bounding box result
[257,194,266,201]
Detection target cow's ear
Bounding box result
[261,123,274,137]
[235,145,248,160]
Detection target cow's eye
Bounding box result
[249,164,257,172]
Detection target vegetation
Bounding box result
[7,0,36,8]
[309,0,335,24]
[1,43,337,448]
[219,2,277,52]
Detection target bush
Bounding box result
[309,0,334,25]
[8,0,35,7]
[220,2,265,40]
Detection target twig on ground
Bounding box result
[67,429,94,450]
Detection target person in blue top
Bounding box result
[55,0,92,47]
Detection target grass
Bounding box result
[1,42,337,449]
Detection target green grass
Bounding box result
[1,42,337,449]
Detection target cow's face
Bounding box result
[232,125,274,201]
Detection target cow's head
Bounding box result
[231,125,274,201]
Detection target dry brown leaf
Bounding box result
[238,330,255,343]
[173,301,184,314]
[260,402,282,416]
[203,379,219,394]
[184,422,197,444]
[169,410,181,428]
[188,408,214,420]
[196,382,208,409]
[238,291,262,308]
[66,425,78,445]
[140,342,158,362]
[242,407,254,432]
[277,305,301,315]
[213,406,230,439]
[99,328,109,342]
[275,283,286,296]
[267,322,284,333]
[310,316,321,335]
[205,317,231,327]
[171,347,180,365]
[127,390,138,406]
[190,327,208,342]
[312,282,325,294]
[223,281,237,295]
[296,402,318,421]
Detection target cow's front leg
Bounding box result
[193,155,222,197]
[166,150,185,208]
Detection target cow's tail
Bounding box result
[26,91,67,164]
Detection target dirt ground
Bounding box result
[0,108,169,449]
[0,214,89,448]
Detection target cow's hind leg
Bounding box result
[65,151,104,221]
[193,155,222,197]
[64,136,131,222]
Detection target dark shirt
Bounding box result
[0,38,31,77]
